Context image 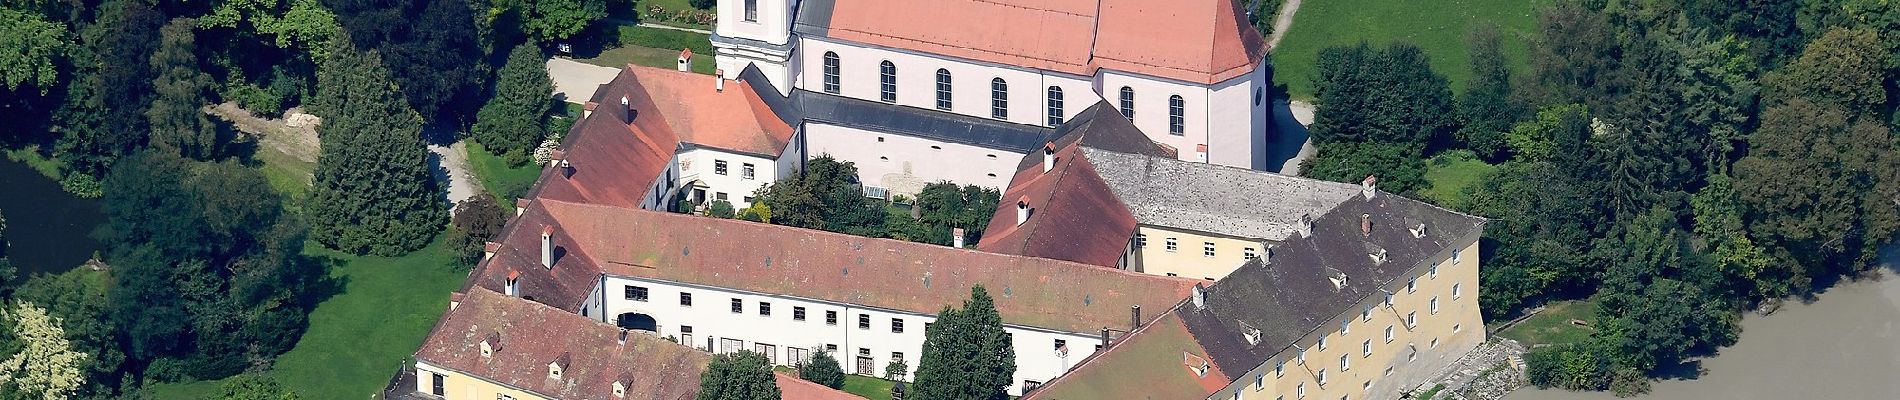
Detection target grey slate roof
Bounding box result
[737,63,1057,154]
[1174,191,1486,374]
[790,0,835,37]
[1080,147,1364,241]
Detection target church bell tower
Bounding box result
[713,0,798,94]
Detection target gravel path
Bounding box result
[1266,0,1304,50]
[431,141,484,214]
[547,58,622,104]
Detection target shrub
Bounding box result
[799,352,845,389]
[1608,368,1650,397]
[708,200,735,218]
[688,0,715,9]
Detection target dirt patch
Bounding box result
[205,102,321,164]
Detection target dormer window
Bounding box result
[480,332,501,358]
[1410,223,1427,238]
[1369,248,1388,264]
[613,381,627,397]
[549,352,571,380]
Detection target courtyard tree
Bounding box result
[911,285,1015,400]
[696,350,780,400]
[307,41,444,256]
[798,350,845,389]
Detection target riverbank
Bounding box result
[0,157,104,276]
[1504,251,1900,399]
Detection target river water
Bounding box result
[0,157,104,277]
[1505,247,1900,400]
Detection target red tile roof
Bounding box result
[776,372,867,400]
[532,64,795,209]
[812,0,1265,84]
[1022,312,1229,400]
[415,288,709,400]
[473,197,1202,334]
[977,141,1138,268]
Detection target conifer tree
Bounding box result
[147,18,221,160]
[798,351,845,389]
[472,43,552,161]
[912,285,1015,400]
[307,40,444,256]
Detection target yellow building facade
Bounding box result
[1210,239,1483,400]
[1127,225,1270,281]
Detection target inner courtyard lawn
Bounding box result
[1270,0,1546,100]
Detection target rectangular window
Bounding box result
[431,372,444,396]
[742,0,757,22]
[891,318,904,333]
[1318,336,1328,351]
[1134,233,1146,248]
[1452,283,1462,299]
[1452,249,1461,263]
[1407,311,1417,328]
[826,310,838,325]
[1430,297,1440,315]
[1384,293,1394,307]
[826,344,838,352]
[794,306,807,321]
[1297,383,1305,399]
[1429,262,1439,279]
[680,292,693,307]
[858,314,870,330]
[1340,320,1350,335]
[1254,374,1264,390]
[1340,354,1349,371]
[625,286,648,301]
[1362,305,1373,321]
[730,298,742,314]
[1385,326,1394,343]
[1274,360,1284,377]
[1054,339,1066,351]
[1244,247,1256,259]
[715,160,728,175]
[1203,242,1216,257]
[1407,278,1417,293]
[716,192,728,202]
[742,163,755,180]
[1317,369,1327,385]
[1165,238,1178,252]
[759,302,772,317]
[1362,340,1372,357]
[1024,380,1044,392]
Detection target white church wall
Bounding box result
[796,38,1095,128]
[803,123,1021,196]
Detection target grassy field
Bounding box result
[579,25,716,74]
[1421,151,1497,210]
[1495,296,1601,347]
[250,145,315,201]
[467,142,544,206]
[841,375,897,400]
[146,237,466,399]
[1270,0,1546,100]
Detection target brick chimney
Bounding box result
[1362,175,1378,199]
[1361,213,1372,237]
[541,226,555,269]
[1130,305,1142,330]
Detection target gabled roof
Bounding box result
[470,197,1204,334]
[1084,148,1363,241]
[979,102,1174,268]
[415,288,709,400]
[1026,190,1487,399]
[1023,312,1230,400]
[776,372,867,400]
[531,65,794,209]
[794,0,1266,85]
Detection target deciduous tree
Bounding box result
[1455,24,1522,160]
[0,9,66,93]
[696,350,780,400]
[0,302,87,400]
[798,351,844,389]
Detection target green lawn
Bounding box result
[250,145,315,202]
[578,24,716,74]
[1495,296,1601,347]
[1421,151,1498,210]
[146,237,466,399]
[841,375,897,400]
[1271,0,1545,100]
[467,142,544,206]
